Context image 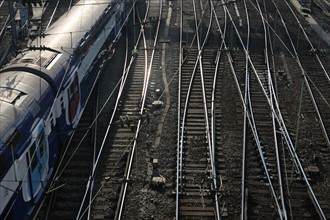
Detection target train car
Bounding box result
[0,0,126,219]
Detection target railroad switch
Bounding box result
[150,176,166,190]
[148,157,166,190]
[277,69,287,80]
[155,88,161,98]
[221,206,229,217]
[306,165,320,179]
[152,158,159,168]
[151,100,163,111]
[132,48,138,57]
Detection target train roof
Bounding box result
[2,0,118,89]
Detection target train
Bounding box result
[0,0,126,219]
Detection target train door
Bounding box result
[68,72,80,123]
[28,120,49,199]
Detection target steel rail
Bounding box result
[176,0,183,217]
[77,27,133,220]
[242,64,249,220]
[242,0,250,216]
[140,11,150,105]
[271,78,328,220]
[215,2,324,219]
[0,15,10,39]
[69,0,74,10]
[238,0,249,217]
[87,84,98,219]
[271,0,330,149]
[214,16,285,218]
[222,3,292,172]
[45,0,60,31]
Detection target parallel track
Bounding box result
[7,0,329,219]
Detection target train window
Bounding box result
[60,96,64,111]
[27,99,41,117]
[108,31,114,42]
[69,79,79,98]
[6,130,21,156]
[38,132,45,156]
[4,129,20,179]
[0,154,6,177]
[19,58,35,64]
[29,143,38,170]
[69,86,73,99]
[49,113,55,127]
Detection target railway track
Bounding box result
[91,40,147,219]
[117,0,168,218]
[297,43,330,148]
[178,47,220,219]
[176,0,225,218]
[274,1,330,217]
[222,0,330,218]
[241,1,287,218]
